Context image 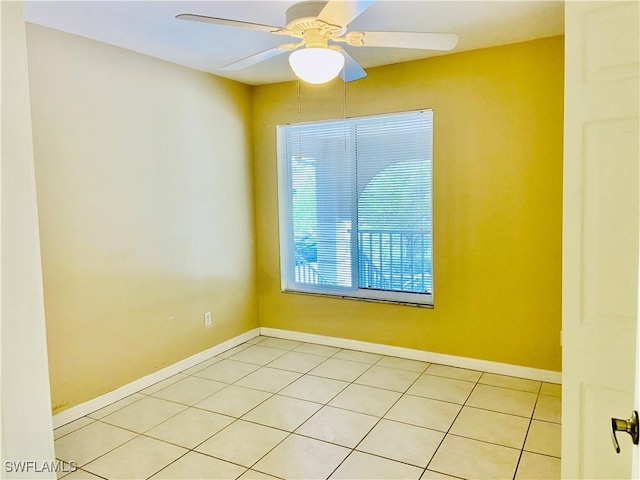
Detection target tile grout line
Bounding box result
[326,356,435,479]
[423,367,483,476]
[173,340,359,478]
[60,340,279,478]
[511,387,543,480]
[74,426,146,478]
[242,341,419,478]
[143,448,192,480]
[55,339,312,476]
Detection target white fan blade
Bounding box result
[336,47,367,82]
[317,0,375,28]
[221,47,288,71]
[176,13,281,33]
[360,31,459,51]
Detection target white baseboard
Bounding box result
[52,328,260,428]
[53,325,561,429]
[260,327,562,384]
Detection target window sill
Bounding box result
[281,288,434,309]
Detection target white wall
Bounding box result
[1,2,56,478]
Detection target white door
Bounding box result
[635,294,640,479]
[562,1,639,478]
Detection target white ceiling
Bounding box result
[23,0,565,85]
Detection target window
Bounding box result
[277,109,433,306]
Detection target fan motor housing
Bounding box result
[285,1,344,36]
[285,1,326,26]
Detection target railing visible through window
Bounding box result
[358,229,432,293]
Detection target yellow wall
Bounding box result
[26,24,258,413]
[253,36,564,371]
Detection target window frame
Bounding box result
[276,109,434,307]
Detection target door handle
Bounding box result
[611,411,639,453]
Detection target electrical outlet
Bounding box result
[204,311,212,328]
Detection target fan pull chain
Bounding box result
[343,76,348,152]
[297,79,303,159]
[343,76,346,120]
[297,79,302,123]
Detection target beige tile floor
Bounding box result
[54,336,562,480]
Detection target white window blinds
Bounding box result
[277,109,433,305]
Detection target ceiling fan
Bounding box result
[176,0,459,84]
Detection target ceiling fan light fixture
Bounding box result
[288,47,345,84]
